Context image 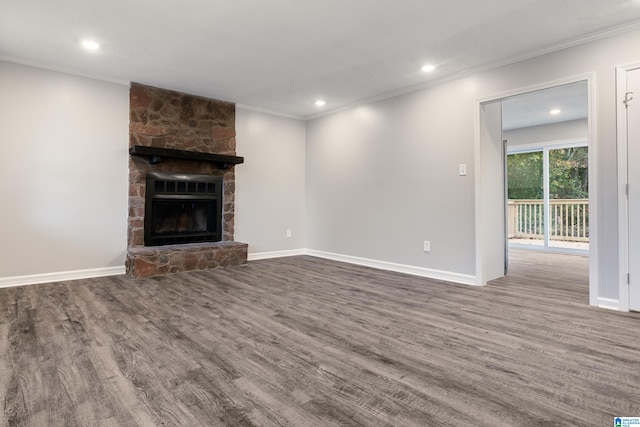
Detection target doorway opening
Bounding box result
[503,81,589,255]
[476,76,596,305]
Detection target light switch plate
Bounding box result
[459,164,467,176]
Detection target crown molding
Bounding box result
[236,103,304,120]
[4,19,640,122]
[0,55,130,86]
[304,20,640,121]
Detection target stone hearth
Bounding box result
[127,242,247,278]
[126,83,247,278]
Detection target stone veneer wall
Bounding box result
[126,83,247,278]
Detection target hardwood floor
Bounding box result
[1,250,639,426]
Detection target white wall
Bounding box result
[305,83,476,277]
[0,63,307,283]
[235,108,305,257]
[505,119,588,148]
[305,28,640,303]
[0,61,129,282]
[4,26,640,304]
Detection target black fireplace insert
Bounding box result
[144,172,222,246]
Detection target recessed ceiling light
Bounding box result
[421,64,436,72]
[315,100,326,107]
[81,40,100,50]
[550,109,561,115]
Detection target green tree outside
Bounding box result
[508,151,543,199]
[549,147,588,199]
[507,147,588,200]
[508,147,589,240]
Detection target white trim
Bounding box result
[305,22,640,121]
[507,137,588,154]
[4,20,640,123]
[585,75,599,307]
[305,249,477,286]
[0,266,126,288]
[508,244,589,256]
[473,99,488,285]
[475,73,598,303]
[543,148,551,247]
[248,249,306,261]
[617,65,629,312]
[236,104,304,121]
[616,61,640,312]
[0,55,131,86]
[475,100,505,285]
[476,74,596,105]
[597,297,620,311]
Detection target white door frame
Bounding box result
[475,73,598,306]
[616,61,640,312]
[475,100,506,285]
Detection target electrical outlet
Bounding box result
[424,240,431,252]
[459,163,467,176]
[286,229,292,238]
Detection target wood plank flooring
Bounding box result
[1,250,639,426]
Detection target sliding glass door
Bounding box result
[548,146,589,250]
[508,143,588,252]
[507,150,544,248]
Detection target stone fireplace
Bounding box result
[125,83,247,278]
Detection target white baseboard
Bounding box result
[304,249,477,286]
[0,266,126,288]
[248,249,306,261]
[596,297,620,311]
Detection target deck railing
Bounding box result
[507,199,589,242]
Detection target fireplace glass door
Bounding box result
[145,172,222,246]
[152,199,214,236]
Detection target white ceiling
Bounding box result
[502,81,588,130]
[1,0,640,120]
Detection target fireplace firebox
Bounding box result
[144,172,222,246]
